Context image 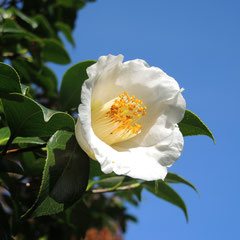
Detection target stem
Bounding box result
[5,144,47,155]
[90,182,141,194]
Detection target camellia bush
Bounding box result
[0,0,214,239]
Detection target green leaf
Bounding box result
[32,196,64,217]
[89,176,125,191]
[13,8,38,28]
[116,182,142,206]
[0,63,22,97]
[0,127,46,146]
[165,173,197,193]
[25,131,89,217]
[0,63,30,99]
[34,15,55,38]
[57,0,85,8]
[2,93,74,139]
[21,152,45,176]
[20,84,30,95]
[179,110,214,142]
[38,66,58,97]
[14,136,45,145]
[12,60,57,97]
[60,61,96,111]
[89,159,103,178]
[1,18,25,35]
[1,18,39,40]
[42,39,70,64]
[0,127,10,145]
[11,59,33,83]
[55,22,75,46]
[143,180,188,221]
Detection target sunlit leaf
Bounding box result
[179,110,214,142]
[165,172,197,192]
[0,127,10,145]
[144,180,188,221]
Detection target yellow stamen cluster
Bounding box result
[107,92,146,135]
[92,92,147,145]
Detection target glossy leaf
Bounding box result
[165,172,197,192]
[14,137,45,145]
[144,180,188,221]
[26,131,89,217]
[60,61,96,111]
[42,39,70,64]
[0,127,10,146]
[2,93,74,139]
[179,110,214,142]
[0,63,22,97]
[0,127,46,146]
[12,60,57,97]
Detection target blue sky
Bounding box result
[51,0,240,239]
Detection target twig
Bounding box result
[90,182,141,194]
[5,144,46,155]
[1,135,14,156]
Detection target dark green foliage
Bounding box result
[60,60,96,111]
[26,131,90,217]
[0,1,209,239]
[2,93,74,138]
[0,63,22,96]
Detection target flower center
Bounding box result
[92,92,147,145]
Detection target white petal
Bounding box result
[112,152,168,181]
[75,54,186,181]
[114,125,183,168]
[76,109,168,180]
[89,54,124,104]
[115,59,181,105]
[113,90,186,148]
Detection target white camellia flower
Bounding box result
[75,54,186,181]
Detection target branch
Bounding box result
[90,182,141,194]
[5,144,46,155]
[1,135,14,156]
